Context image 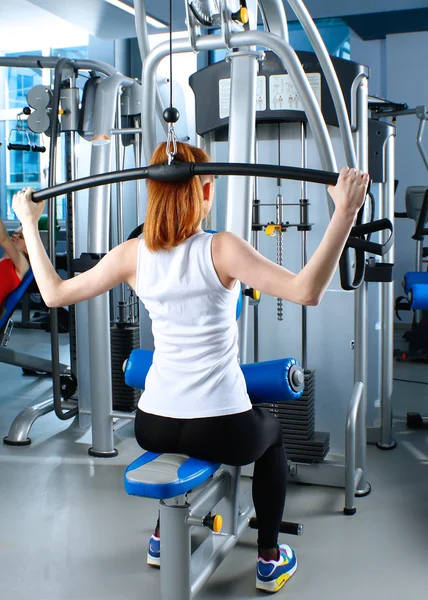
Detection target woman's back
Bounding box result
[135,231,251,419]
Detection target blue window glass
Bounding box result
[209,18,350,64]
[1,46,88,222]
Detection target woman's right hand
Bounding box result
[328,167,370,219]
[12,188,45,226]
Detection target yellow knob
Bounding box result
[265,224,281,237]
[58,109,65,115]
[253,289,261,301]
[240,7,249,24]
[213,514,223,533]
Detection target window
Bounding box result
[0,46,88,222]
[208,18,350,64]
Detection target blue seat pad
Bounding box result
[124,451,221,499]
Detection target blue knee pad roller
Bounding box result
[124,349,304,403]
[404,271,428,295]
[410,283,428,310]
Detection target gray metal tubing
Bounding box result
[68,131,78,376]
[49,58,77,422]
[141,34,225,163]
[87,74,133,456]
[353,78,369,494]
[345,381,363,512]
[160,502,192,600]
[133,117,142,223]
[133,0,166,137]
[226,50,258,363]
[236,31,337,173]
[188,471,230,518]
[111,127,143,135]
[416,116,428,170]
[142,31,337,186]
[79,409,135,420]
[0,56,118,77]
[115,95,126,305]
[191,498,255,598]
[350,73,367,132]
[378,132,396,448]
[4,397,55,444]
[354,467,363,488]
[0,347,69,373]
[258,0,289,41]
[287,0,357,168]
[301,122,308,369]
[416,241,423,272]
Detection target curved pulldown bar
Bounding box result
[31,162,392,291]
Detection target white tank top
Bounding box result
[135,231,252,418]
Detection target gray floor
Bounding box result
[1,325,428,600]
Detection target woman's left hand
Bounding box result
[12,188,45,226]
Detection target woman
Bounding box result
[13,142,369,594]
[0,217,30,318]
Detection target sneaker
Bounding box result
[147,534,160,568]
[256,544,297,593]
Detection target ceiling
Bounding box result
[0,0,427,49]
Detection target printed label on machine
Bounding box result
[219,76,267,119]
[269,73,321,111]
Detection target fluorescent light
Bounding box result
[104,0,167,28]
[146,15,168,29]
[105,0,135,16]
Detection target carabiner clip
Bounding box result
[166,123,178,165]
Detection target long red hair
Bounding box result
[144,142,212,252]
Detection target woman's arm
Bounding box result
[213,167,369,306]
[13,190,139,307]
[0,218,29,278]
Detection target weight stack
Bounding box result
[110,323,141,412]
[259,370,330,463]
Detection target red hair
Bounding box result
[144,142,212,252]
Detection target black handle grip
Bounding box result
[347,218,394,256]
[31,162,368,203]
[249,517,303,536]
[8,143,31,151]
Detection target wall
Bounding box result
[351,30,428,323]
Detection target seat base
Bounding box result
[124,452,221,500]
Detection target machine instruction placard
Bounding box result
[269,73,321,111]
[219,76,267,119]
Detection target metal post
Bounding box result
[300,122,308,369]
[115,92,126,322]
[65,131,78,377]
[287,0,357,168]
[159,502,191,600]
[86,74,134,457]
[253,132,260,363]
[415,240,423,272]
[87,143,117,457]
[354,77,370,495]
[378,132,396,449]
[258,0,289,41]
[225,50,259,363]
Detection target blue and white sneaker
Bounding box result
[147,534,160,568]
[256,544,297,593]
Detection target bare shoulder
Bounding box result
[119,237,140,269]
[212,230,246,253]
[212,230,254,262]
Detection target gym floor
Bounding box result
[0,324,427,600]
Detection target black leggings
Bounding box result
[134,407,287,549]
